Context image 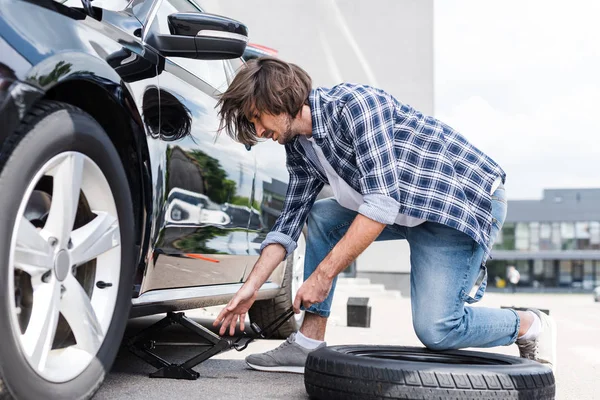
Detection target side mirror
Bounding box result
[147,12,248,60]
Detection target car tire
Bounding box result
[305,345,555,400]
[0,101,135,400]
[249,233,306,339]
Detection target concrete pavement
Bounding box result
[96,284,599,400]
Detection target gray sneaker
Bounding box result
[516,309,557,371]
[245,333,326,374]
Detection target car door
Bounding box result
[137,0,255,293]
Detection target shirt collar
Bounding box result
[308,88,328,142]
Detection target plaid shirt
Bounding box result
[260,83,506,258]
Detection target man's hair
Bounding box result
[217,56,312,145]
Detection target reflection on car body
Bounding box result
[165,188,231,227]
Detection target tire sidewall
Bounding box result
[0,105,135,400]
[307,345,553,376]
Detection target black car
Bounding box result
[0,1,305,398]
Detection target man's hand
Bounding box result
[212,243,285,336]
[293,270,333,314]
[213,285,257,336]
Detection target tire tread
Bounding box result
[305,350,555,400]
[0,101,80,169]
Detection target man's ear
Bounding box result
[293,105,305,120]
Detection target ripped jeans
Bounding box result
[304,184,520,350]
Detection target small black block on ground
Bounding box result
[347,297,371,328]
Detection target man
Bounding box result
[507,265,521,293]
[213,57,556,373]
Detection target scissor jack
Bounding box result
[126,307,295,380]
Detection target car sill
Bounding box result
[131,282,280,307]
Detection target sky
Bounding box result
[434,1,600,199]
[193,0,600,201]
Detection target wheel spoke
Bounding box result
[45,154,84,248]
[70,212,119,266]
[14,217,53,277]
[21,278,61,371]
[61,275,103,355]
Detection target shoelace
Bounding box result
[264,334,295,355]
[517,338,539,360]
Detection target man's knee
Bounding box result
[413,316,461,351]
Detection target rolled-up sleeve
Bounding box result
[260,145,324,257]
[340,88,401,225]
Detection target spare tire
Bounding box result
[305,345,555,400]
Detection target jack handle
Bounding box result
[232,307,295,351]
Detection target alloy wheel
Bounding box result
[7,152,121,383]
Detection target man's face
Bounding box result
[249,111,297,145]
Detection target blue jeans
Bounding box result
[304,184,520,350]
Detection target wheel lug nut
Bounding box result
[48,237,58,247]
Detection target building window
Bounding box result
[496,223,515,250]
[559,261,572,287]
[543,260,556,286]
[487,260,508,287]
[516,223,530,251]
[561,222,576,250]
[551,223,561,250]
[584,260,594,289]
[572,261,584,288]
[591,222,600,250]
[532,259,544,287]
[530,222,540,251]
[539,223,553,250]
[575,222,591,250]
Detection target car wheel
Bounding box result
[0,101,135,400]
[305,345,555,400]
[249,232,306,339]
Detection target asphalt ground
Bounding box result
[95,288,599,400]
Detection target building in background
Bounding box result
[487,188,600,291]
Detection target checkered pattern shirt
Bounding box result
[260,84,505,258]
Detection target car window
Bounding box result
[151,0,228,91]
[61,0,130,11]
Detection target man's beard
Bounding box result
[279,116,296,144]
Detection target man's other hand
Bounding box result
[213,285,257,336]
[293,270,333,314]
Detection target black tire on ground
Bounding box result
[305,345,555,400]
[249,255,301,339]
[0,101,135,400]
